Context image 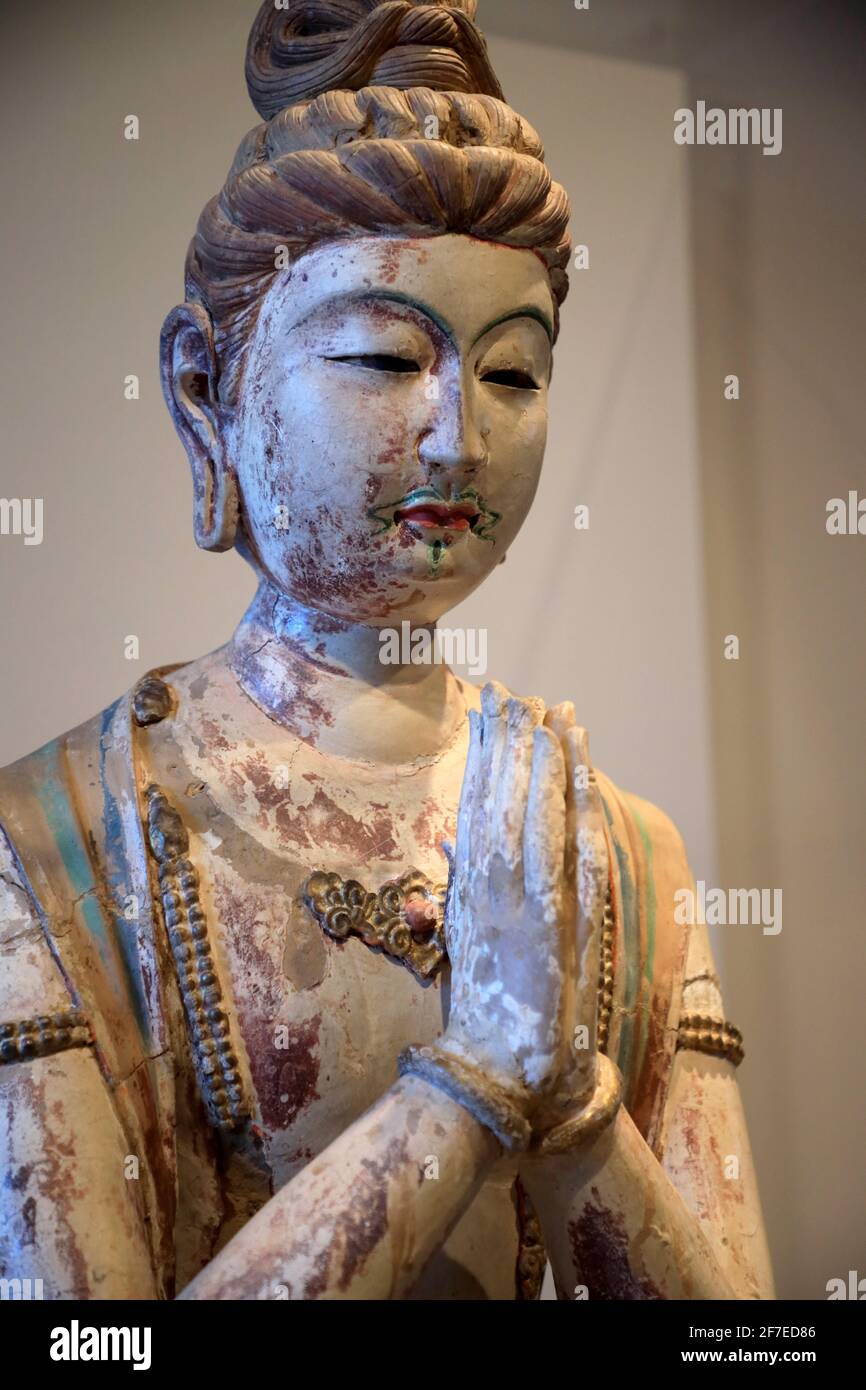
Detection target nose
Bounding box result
[417,374,488,485]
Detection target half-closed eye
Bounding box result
[326,354,422,374]
[481,368,540,391]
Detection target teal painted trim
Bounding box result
[603,794,639,1089]
[347,289,458,345]
[32,743,111,971]
[630,802,657,985]
[629,804,657,1083]
[336,291,555,349]
[472,306,555,347]
[98,705,153,1045]
[30,723,153,1050]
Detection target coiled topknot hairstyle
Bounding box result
[188,0,572,401]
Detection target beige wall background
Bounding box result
[0,0,863,1298]
[684,1,866,1306]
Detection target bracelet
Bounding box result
[398,1044,533,1154]
[531,1054,624,1157]
[677,1013,744,1067]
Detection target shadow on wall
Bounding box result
[680,8,866,1301]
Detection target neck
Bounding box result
[228,582,469,765]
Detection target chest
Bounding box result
[147,715,529,1297]
[206,838,450,1187]
[154,731,458,1182]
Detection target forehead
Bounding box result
[258,234,556,346]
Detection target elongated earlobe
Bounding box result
[160,303,239,552]
[195,446,239,553]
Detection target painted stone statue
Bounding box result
[0,0,774,1300]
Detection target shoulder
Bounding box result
[0,824,81,1045]
[0,659,195,846]
[0,824,162,1299]
[0,672,182,1074]
[0,698,123,948]
[600,777,690,874]
[592,771,693,1149]
[0,703,124,1064]
[595,767,694,956]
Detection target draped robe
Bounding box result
[0,670,696,1299]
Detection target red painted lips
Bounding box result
[394,502,479,532]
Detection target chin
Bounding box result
[387,532,490,582]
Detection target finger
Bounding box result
[469,680,510,878]
[543,700,576,738]
[564,726,609,1054]
[455,708,482,869]
[489,696,545,912]
[523,725,567,920]
[481,678,509,720]
[480,679,510,785]
[545,701,578,882]
[450,708,483,943]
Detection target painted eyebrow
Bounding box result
[315,291,554,349]
[472,308,555,347]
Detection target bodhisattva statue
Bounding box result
[0,0,774,1301]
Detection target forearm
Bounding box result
[521,1105,738,1301]
[180,1074,500,1300]
[0,1052,160,1300]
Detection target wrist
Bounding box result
[398,1041,534,1154]
[398,1040,623,1162]
[530,1054,623,1157]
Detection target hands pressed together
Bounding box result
[401,680,622,1156]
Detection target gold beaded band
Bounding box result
[597,884,615,1055]
[146,784,250,1132]
[398,1044,533,1154]
[532,1054,624,1156]
[0,1009,91,1066]
[677,1013,745,1067]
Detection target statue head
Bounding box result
[161,0,570,625]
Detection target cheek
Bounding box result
[234,370,439,617]
[240,371,425,539]
[488,402,548,509]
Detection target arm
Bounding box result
[7,673,566,1303]
[181,1075,497,1299]
[522,1106,738,1300]
[1,1044,499,1302]
[184,683,579,1299]
[0,830,158,1299]
[521,915,775,1300]
[1,822,503,1300]
[521,1088,762,1300]
[0,1051,161,1300]
[657,918,774,1297]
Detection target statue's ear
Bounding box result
[160,303,239,553]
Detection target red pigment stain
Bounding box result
[272,1016,323,1130]
[274,785,400,861]
[239,646,336,747]
[213,881,321,1132]
[568,1188,664,1300]
[679,1104,703,1167]
[200,715,231,752]
[336,1137,409,1290]
[364,474,386,505]
[411,797,455,855]
[311,611,351,637]
[1,1076,89,1295]
[632,995,676,1137]
[280,632,346,680]
[285,502,407,616]
[240,750,292,814]
[287,1133,409,1300]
